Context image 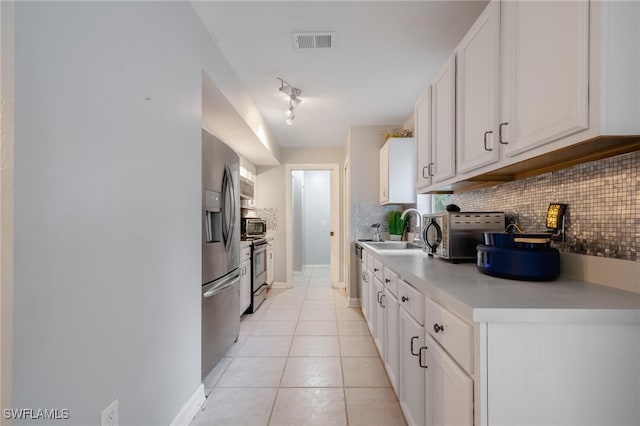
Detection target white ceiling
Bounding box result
[193,1,488,150]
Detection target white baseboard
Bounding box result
[170,384,205,426]
[348,297,361,307]
[270,281,291,289]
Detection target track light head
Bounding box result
[277,77,302,125]
[285,115,295,125]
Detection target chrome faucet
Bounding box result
[400,208,422,245]
[371,223,382,242]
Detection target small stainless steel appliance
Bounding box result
[422,211,505,261]
[241,218,267,239]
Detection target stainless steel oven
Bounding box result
[249,238,268,312]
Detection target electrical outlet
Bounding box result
[101,399,119,426]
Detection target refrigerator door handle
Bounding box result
[221,164,237,251]
[203,270,240,298]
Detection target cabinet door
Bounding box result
[384,291,399,393]
[266,247,274,285]
[424,335,473,426]
[373,278,386,355]
[456,0,501,174]
[399,308,425,426]
[360,261,369,323]
[501,0,588,158]
[379,142,389,203]
[415,86,432,191]
[240,260,251,314]
[431,55,456,183]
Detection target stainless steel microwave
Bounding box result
[422,212,505,261]
[241,218,266,238]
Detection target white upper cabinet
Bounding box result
[379,137,416,205]
[415,87,432,192]
[431,55,457,183]
[416,0,640,193]
[456,0,501,174]
[500,0,589,158]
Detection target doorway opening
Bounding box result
[285,164,340,288]
[291,170,331,286]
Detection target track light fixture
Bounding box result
[277,77,302,125]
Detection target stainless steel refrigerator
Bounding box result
[202,129,240,379]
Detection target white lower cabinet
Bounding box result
[373,277,385,355]
[422,335,473,426]
[398,307,425,426]
[361,247,640,426]
[360,259,369,322]
[239,258,251,314]
[384,290,399,393]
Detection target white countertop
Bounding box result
[360,243,640,325]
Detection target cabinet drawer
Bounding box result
[425,297,473,374]
[372,259,384,281]
[241,246,251,262]
[398,279,424,325]
[383,266,398,296]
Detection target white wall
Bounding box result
[13,2,263,425]
[256,148,343,284]
[292,171,304,271]
[346,125,402,299]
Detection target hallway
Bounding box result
[191,269,407,425]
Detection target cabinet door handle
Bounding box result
[483,130,493,151]
[418,346,428,369]
[401,296,409,303]
[380,294,386,308]
[428,162,435,177]
[410,336,420,356]
[377,291,383,304]
[422,166,429,178]
[499,122,509,145]
[433,323,444,333]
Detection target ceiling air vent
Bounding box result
[292,32,335,50]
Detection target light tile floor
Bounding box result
[191,267,407,426]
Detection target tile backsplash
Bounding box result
[353,203,411,241]
[452,151,639,262]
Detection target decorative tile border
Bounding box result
[452,151,639,261]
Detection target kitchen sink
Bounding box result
[366,241,422,250]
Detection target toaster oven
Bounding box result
[422,212,505,261]
[241,218,266,238]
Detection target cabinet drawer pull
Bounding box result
[380,294,386,308]
[401,296,409,303]
[499,122,509,145]
[374,268,379,272]
[433,323,444,333]
[377,291,383,304]
[483,130,493,151]
[385,278,390,283]
[428,162,435,177]
[418,346,428,369]
[410,336,420,356]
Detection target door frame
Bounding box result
[285,163,340,287]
